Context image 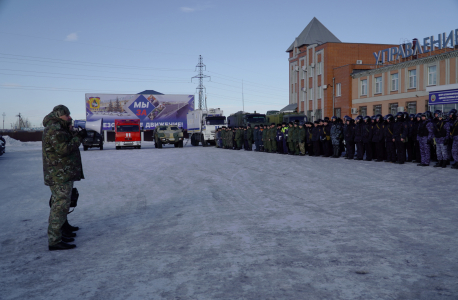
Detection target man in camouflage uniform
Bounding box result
[42,105,86,251]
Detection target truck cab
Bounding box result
[187,108,226,146]
[114,119,141,149]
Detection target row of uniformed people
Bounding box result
[215,109,458,169]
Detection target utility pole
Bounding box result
[16,113,23,129]
[191,55,211,111]
[2,112,5,130]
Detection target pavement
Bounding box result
[1,141,457,299]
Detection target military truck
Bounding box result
[227,111,267,128]
[153,125,184,148]
[267,112,308,125]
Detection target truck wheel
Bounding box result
[138,146,141,149]
[201,134,207,147]
[191,135,197,146]
[174,143,178,148]
[83,145,88,151]
[116,146,120,150]
[100,144,103,150]
[179,140,184,148]
[157,140,162,149]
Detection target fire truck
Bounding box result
[114,119,142,149]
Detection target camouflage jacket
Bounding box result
[42,112,84,186]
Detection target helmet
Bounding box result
[371,116,376,120]
[384,114,394,121]
[449,108,457,115]
[324,117,330,122]
[395,112,404,121]
[415,113,422,119]
[425,111,433,119]
[403,112,409,119]
[375,114,383,122]
[409,114,415,120]
[434,109,442,117]
[363,116,371,122]
[449,109,457,120]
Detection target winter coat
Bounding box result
[384,122,394,142]
[276,129,284,142]
[330,123,343,145]
[371,122,385,142]
[354,123,363,143]
[434,120,450,144]
[344,123,355,142]
[42,112,84,186]
[417,120,433,140]
[246,127,254,142]
[298,127,306,143]
[311,126,322,142]
[393,120,408,141]
[362,122,373,143]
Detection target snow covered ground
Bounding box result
[1,137,457,300]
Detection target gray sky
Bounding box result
[0,0,457,127]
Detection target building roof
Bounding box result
[280,103,297,112]
[137,90,163,95]
[286,17,341,52]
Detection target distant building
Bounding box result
[351,48,458,117]
[287,17,396,120]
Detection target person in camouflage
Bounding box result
[42,105,86,251]
[298,123,306,155]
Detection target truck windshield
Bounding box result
[170,126,179,130]
[206,117,226,125]
[286,116,306,123]
[117,125,139,132]
[246,116,266,123]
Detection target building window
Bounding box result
[336,83,341,97]
[309,87,313,100]
[408,69,416,89]
[361,79,367,96]
[375,77,382,94]
[390,103,398,115]
[391,73,398,91]
[315,109,322,119]
[407,102,416,114]
[373,105,382,115]
[443,103,456,112]
[428,65,436,85]
[318,86,322,99]
[317,62,322,75]
[359,106,367,117]
[309,66,313,77]
[334,108,341,118]
[291,84,294,94]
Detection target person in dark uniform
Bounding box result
[305,122,314,156]
[344,117,355,159]
[393,112,408,164]
[311,121,322,156]
[449,110,458,169]
[276,124,283,154]
[433,112,450,168]
[362,116,373,161]
[384,114,396,163]
[354,116,363,160]
[417,112,434,166]
[372,114,385,162]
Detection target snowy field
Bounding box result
[1,137,458,300]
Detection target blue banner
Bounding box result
[85,94,194,130]
[429,89,458,105]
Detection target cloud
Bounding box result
[180,7,197,13]
[65,32,78,42]
[1,83,21,87]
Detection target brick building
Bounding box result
[287,17,396,120]
[351,48,458,117]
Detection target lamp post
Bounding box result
[2,112,5,130]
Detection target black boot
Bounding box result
[441,160,447,168]
[433,160,442,168]
[49,242,76,251]
[63,220,79,232]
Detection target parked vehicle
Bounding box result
[227,111,266,128]
[187,108,226,146]
[82,131,104,151]
[0,136,5,156]
[153,125,184,148]
[267,112,308,125]
[114,119,141,149]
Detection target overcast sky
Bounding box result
[0,0,457,128]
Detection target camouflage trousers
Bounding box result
[418,136,430,165]
[298,142,305,154]
[436,142,448,161]
[48,181,73,246]
[452,136,458,162]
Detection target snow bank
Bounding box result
[2,135,42,152]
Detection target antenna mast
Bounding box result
[242,79,244,112]
[191,55,211,111]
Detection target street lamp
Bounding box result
[2,112,5,130]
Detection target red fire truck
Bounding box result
[114,119,142,149]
